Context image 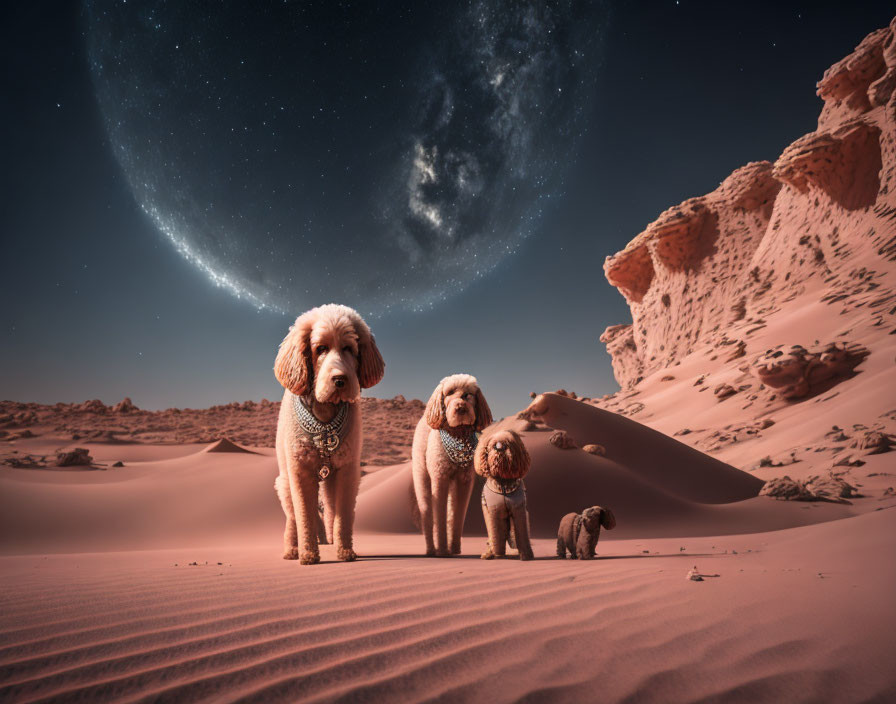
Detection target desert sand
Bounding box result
[3,15,896,704]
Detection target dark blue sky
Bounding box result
[2,1,893,417]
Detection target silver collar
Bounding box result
[292,395,350,453]
[440,428,477,466]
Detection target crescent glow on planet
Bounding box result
[85,1,604,315]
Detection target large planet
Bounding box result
[85,1,604,314]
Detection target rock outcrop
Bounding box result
[752,342,870,400]
[601,18,896,390]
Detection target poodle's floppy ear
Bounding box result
[473,435,490,478]
[473,386,493,431]
[599,507,617,531]
[274,310,315,396]
[508,430,531,476]
[425,381,446,429]
[348,311,385,389]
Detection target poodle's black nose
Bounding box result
[333,375,346,388]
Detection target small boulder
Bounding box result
[549,430,577,450]
[582,443,606,456]
[112,397,138,413]
[851,431,893,455]
[759,476,813,501]
[714,384,738,400]
[56,448,93,467]
[112,460,125,467]
[761,474,855,503]
[805,474,859,502]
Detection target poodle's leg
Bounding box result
[332,466,361,562]
[576,527,598,560]
[286,457,321,565]
[491,508,509,557]
[590,525,601,558]
[413,469,435,556]
[448,472,474,555]
[512,510,535,561]
[556,537,566,559]
[480,501,499,559]
[432,476,451,557]
[320,477,336,545]
[275,474,299,560]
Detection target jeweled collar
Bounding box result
[292,395,350,452]
[440,427,478,466]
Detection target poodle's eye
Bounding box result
[342,345,352,353]
[315,345,329,355]
[463,392,473,401]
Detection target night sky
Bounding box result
[3,1,893,417]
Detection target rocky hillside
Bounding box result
[591,18,896,495]
[0,395,424,466]
[601,18,895,390]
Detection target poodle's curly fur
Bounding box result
[556,506,616,560]
[412,374,493,556]
[474,428,534,561]
[273,304,384,565]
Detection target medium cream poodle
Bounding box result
[412,374,492,556]
[474,428,534,561]
[273,303,385,565]
[556,506,617,560]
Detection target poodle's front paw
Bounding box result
[519,551,534,561]
[336,547,357,562]
[435,548,451,557]
[450,543,462,555]
[299,551,321,565]
[425,547,437,557]
[481,549,496,560]
[282,547,300,560]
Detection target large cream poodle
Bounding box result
[474,428,534,561]
[273,304,385,565]
[412,374,492,556]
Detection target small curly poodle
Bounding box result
[474,428,534,561]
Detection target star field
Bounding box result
[85,0,604,315]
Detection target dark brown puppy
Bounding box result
[556,506,616,560]
[474,428,534,561]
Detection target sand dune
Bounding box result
[2,389,867,558]
[355,393,856,539]
[203,438,257,454]
[0,510,893,703]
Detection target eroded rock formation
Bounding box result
[601,18,896,390]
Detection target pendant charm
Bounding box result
[314,432,340,452]
[319,465,330,480]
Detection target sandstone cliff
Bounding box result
[601,18,896,391]
[591,18,896,494]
